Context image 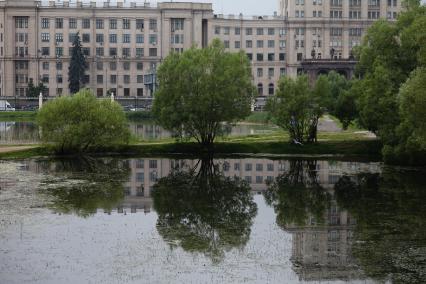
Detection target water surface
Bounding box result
[0,157,425,283]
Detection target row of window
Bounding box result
[295,0,396,6]
[224,39,287,49]
[40,47,158,57]
[214,27,287,36]
[41,18,157,30]
[42,61,146,71]
[246,52,286,62]
[296,9,389,19]
[41,74,146,85]
[41,33,158,45]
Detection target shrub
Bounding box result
[37,90,130,153]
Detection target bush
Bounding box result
[37,90,130,153]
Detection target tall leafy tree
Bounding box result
[68,32,88,94]
[152,39,254,149]
[267,75,326,143]
[27,79,47,98]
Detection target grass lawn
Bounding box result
[0,111,37,121]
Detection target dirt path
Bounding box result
[318,115,342,132]
[0,146,37,154]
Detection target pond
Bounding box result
[0,157,425,283]
[0,121,279,144]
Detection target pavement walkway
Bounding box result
[318,115,342,132]
[0,146,37,154]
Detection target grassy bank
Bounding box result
[0,111,37,121]
[0,134,382,160]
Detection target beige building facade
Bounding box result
[0,0,401,100]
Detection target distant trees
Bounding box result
[152,39,254,149]
[68,32,88,94]
[27,79,47,98]
[37,89,130,154]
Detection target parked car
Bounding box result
[0,100,15,111]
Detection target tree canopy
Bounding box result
[266,75,326,143]
[37,89,130,154]
[152,39,254,149]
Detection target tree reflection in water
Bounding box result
[264,160,331,228]
[38,157,130,217]
[334,170,426,283]
[152,158,257,263]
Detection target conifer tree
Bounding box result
[68,32,88,94]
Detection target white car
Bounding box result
[0,100,15,111]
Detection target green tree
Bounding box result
[27,79,47,98]
[152,39,254,149]
[334,90,357,130]
[383,67,426,165]
[267,75,326,143]
[37,89,130,154]
[68,32,88,94]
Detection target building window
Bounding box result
[41,47,50,56]
[149,48,157,57]
[136,48,144,57]
[123,75,130,84]
[56,47,63,57]
[123,34,131,43]
[257,40,264,48]
[123,18,131,29]
[235,27,241,35]
[56,62,62,70]
[268,83,274,95]
[214,26,220,35]
[246,53,253,61]
[257,53,264,61]
[149,19,157,30]
[136,34,144,44]
[55,33,63,43]
[149,35,157,45]
[224,40,230,48]
[122,48,130,57]
[109,34,117,43]
[42,62,49,70]
[137,62,143,70]
[257,83,263,95]
[41,18,49,29]
[97,75,103,84]
[109,48,117,56]
[82,33,90,43]
[69,18,77,29]
[97,61,103,70]
[268,53,275,61]
[171,18,184,31]
[235,41,241,49]
[96,19,104,29]
[82,18,91,29]
[110,75,117,84]
[96,47,104,56]
[257,68,263,77]
[279,53,286,61]
[55,18,63,29]
[224,27,230,35]
[124,88,130,97]
[268,40,275,48]
[41,33,50,42]
[280,68,286,76]
[246,28,253,35]
[96,34,104,43]
[137,75,143,83]
[123,62,130,70]
[246,40,253,48]
[110,19,117,29]
[136,19,144,30]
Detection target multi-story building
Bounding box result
[0,0,402,101]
